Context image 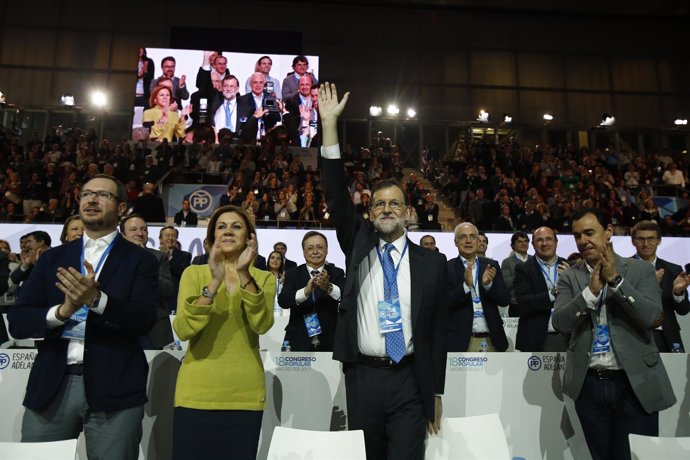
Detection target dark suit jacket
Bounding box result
[236,93,282,143]
[553,256,676,413]
[322,156,448,422]
[284,258,297,271]
[132,194,166,224]
[174,210,198,227]
[192,253,209,265]
[283,94,321,147]
[278,263,345,351]
[254,254,267,271]
[655,257,690,349]
[514,256,566,352]
[146,248,174,349]
[166,248,192,312]
[8,236,158,412]
[0,250,9,296]
[447,256,510,352]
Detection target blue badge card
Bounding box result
[61,306,89,340]
[592,324,611,354]
[377,299,403,333]
[303,313,322,337]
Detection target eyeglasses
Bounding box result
[371,200,404,211]
[80,190,119,202]
[633,236,659,244]
[534,237,555,244]
[457,234,478,242]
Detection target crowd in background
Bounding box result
[1,121,690,236]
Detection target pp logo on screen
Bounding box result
[527,355,542,371]
[189,190,213,214]
[0,353,10,370]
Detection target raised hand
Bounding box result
[464,260,474,288]
[482,265,497,286]
[318,82,350,126]
[55,260,100,308]
[237,233,258,273]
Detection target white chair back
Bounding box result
[629,433,690,459]
[426,413,511,460]
[0,439,78,460]
[266,426,366,460]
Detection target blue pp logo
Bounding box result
[0,353,10,370]
[527,355,542,371]
[189,190,213,213]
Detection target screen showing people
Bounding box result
[134,48,320,146]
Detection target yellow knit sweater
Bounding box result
[173,265,276,410]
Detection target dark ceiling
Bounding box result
[286,0,690,19]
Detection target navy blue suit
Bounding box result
[446,256,510,351]
[278,263,345,351]
[8,236,158,413]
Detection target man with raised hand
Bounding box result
[318,82,447,460]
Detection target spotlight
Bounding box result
[406,108,416,118]
[387,105,399,116]
[91,90,108,108]
[674,118,688,126]
[600,113,615,126]
[503,113,512,124]
[477,109,489,123]
[60,94,75,106]
[543,113,554,121]
[369,106,382,117]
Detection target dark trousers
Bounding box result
[653,329,684,353]
[345,362,426,460]
[172,407,263,460]
[575,371,659,460]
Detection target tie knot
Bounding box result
[311,270,319,277]
[384,243,394,254]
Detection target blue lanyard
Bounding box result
[81,234,118,278]
[537,257,558,290]
[375,240,409,294]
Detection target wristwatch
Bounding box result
[201,286,217,300]
[88,291,102,309]
[607,274,623,288]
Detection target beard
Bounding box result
[373,214,406,239]
[80,207,119,233]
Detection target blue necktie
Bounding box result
[383,243,405,363]
[224,101,232,129]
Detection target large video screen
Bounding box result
[133,48,320,145]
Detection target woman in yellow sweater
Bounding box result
[143,85,190,142]
[172,205,275,459]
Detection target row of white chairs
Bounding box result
[0,414,687,459]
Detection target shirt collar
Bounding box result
[306,264,325,274]
[379,232,408,254]
[83,229,118,249]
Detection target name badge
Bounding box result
[303,313,322,337]
[427,214,433,221]
[592,324,611,354]
[61,306,89,340]
[280,210,288,218]
[378,299,403,334]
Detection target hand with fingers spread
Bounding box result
[317,82,350,139]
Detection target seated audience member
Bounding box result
[172,205,275,460]
[10,231,51,296]
[278,231,344,351]
[244,55,281,97]
[174,199,198,227]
